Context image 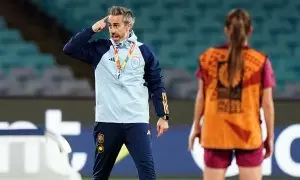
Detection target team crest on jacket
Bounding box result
[131,55,140,69]
[97,133,104,144]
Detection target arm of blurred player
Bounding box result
[188,79,204,151]
[140,44,169,137]
[63,16,109,64]
[262,88,274,159]
[188,54,206,151]
[262,58,276,159]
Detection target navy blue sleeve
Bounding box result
[63,27,111,66]
[139,44,170,119]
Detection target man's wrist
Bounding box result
[160,115,169,120]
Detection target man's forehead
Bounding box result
[108,15,123,23]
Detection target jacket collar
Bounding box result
[110,30,137,48]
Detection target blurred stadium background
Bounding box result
[0,0,299,179]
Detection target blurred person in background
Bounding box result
[188,9,275,180]
[63,6,169,180]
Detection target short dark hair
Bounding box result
[108,6,135,25]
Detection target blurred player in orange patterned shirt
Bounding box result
[189,8,276,180]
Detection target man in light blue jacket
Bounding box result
[63,6,169,180]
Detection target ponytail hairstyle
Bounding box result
[225,9,251,87]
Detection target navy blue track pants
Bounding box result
[92,122,156,180]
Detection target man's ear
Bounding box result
[126,23,132,31]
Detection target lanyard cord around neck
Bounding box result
[113,42,136,79]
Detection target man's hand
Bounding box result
[157,118,169,137]
[92,16,109,32]
[188,125,201,151]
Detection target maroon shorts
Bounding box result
[204,145,264,168]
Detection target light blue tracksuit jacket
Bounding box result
[63,27,169,123]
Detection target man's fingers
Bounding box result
[163,126,169,132]
[158,128,164,137]
[102,15,109,21]
[157,124,165,137]
[157,124,162,137]
[157,120,169,137]
[100,24,106,30]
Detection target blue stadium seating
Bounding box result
[0,16,95,96]
[29,0,300,98]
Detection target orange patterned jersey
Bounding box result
[198,45,268,150]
